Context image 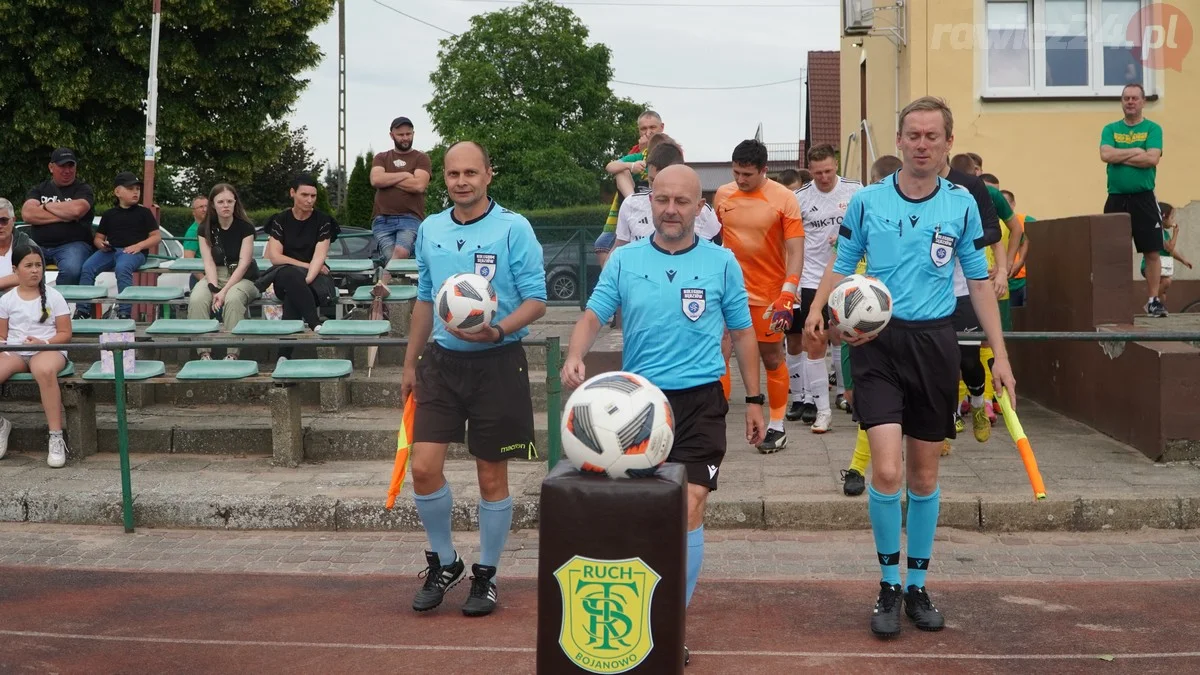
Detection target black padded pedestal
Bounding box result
[536,461,687,674]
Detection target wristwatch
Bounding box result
[745,394,765,405]
[492,325,506,344]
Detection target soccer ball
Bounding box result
[562,371,675,479]
[435,273,497,333]
[827,274,893,339]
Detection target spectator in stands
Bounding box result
[596,111,666,266]
[75,173,161,320]
[188,183,260,360]
[181,195,208,259]
[263,175,340,362]
[0,242,73,468]
[20,148,96,285]
[0,198,36,292]
[370,116,432,263]
[1143,202,1192,307]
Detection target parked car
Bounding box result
[542,240,601,302]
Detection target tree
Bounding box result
[323,165,346,211]
[344,152,375,228]
[0,0,335,213]
[238,125,326,210]
[426,0,644,210]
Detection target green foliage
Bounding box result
[426,0,644,211]
[344,152,375,228]
[315,181,333,214]
[236,126,326,210]
[0,0,335,209]
[157,206,195,236]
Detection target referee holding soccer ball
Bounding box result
[806,97,1015,639]
[562,164,766,666]
[401,140,547,619]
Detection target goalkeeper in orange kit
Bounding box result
[713,139,806,453]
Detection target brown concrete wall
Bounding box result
[1013,214,1200,461]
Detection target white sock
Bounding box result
[969,394,984,409]
[787,352,804,403]
[830,344,845,395]
[807,357,831,413]
[769,419,785,432]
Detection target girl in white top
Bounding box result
[0,243,73,467]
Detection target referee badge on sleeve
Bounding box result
[474,253,497,281]
[682,288,706,321]
[930,231,956,268]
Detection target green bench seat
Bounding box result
[272,358,352,380]
[54,285,109,302]
[116,286,184,303]
[317,320,391,336]
[325,258,374,273]
[146,319,220,335]
[176,359,259,380]
[233,319,305,336]
[166,258,205,272]
[82,360,166,380]
[386,259,418,274]
[9,362,75,381]
[351,285,418,302]
[72,319,136,335]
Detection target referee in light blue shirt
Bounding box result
[561,164,766,667]
[806,97,1016,639]
[401,141,547,619]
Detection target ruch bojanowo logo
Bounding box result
[1130,3,1192,71]
[555,555,660,674]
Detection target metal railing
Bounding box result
[9,328,1199,534]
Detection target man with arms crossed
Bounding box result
[563,165,765,667]
[401,141,546,618]
[806,97,1015,638]
[714,139,805,453]
[370,116,432,263]
[1101,83,1166,317]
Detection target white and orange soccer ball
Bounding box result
[435,273,497,334]
[562,371,675,479]
[827,274,893,340]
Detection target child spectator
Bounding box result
[76,173,160,319]
[0,243,73,467]
[1143,202,1192,306]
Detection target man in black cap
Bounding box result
[370,116,432,263]
[20,148,96,285]
[75,172,160,319]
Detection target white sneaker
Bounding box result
[0,417,11,460]
[47,434,67,468]
[811,409,833,434]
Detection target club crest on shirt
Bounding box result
[474,253,497,280]
[838,201,849,210]
[930,232,956,268]
[682,288,706,322]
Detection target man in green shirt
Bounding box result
[1100,83,1165,317]
[181,195,207,287]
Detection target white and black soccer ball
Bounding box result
[562,371,675,480]
[435,273,497,334]
[827,274,893,340]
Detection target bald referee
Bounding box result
[401,140,547,618]
[562,165,766,666]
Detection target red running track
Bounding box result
[1,567,1198,674]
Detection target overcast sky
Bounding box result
[289,0,841,170]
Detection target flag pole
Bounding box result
[142,0,163,218]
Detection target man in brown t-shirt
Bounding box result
[370,116,432,261]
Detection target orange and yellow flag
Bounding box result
[385,394,416,509]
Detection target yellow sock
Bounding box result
[958,379,968,403]
[981,347,995,400]
[848,427,871,474]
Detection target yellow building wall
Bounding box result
[842,0,1200,280]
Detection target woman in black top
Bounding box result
[187,183,260,359]
[264,176,339,359]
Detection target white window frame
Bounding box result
[980,0,1157,99]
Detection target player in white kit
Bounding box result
[784,144,861,433]
[615,142,722,247]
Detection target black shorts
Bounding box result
[786,287,831,335]
[850,317,958,443]
[1105,191,1163,254]
[412,342,536,461]
[662,381,728,491]
[951,295,981,346]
